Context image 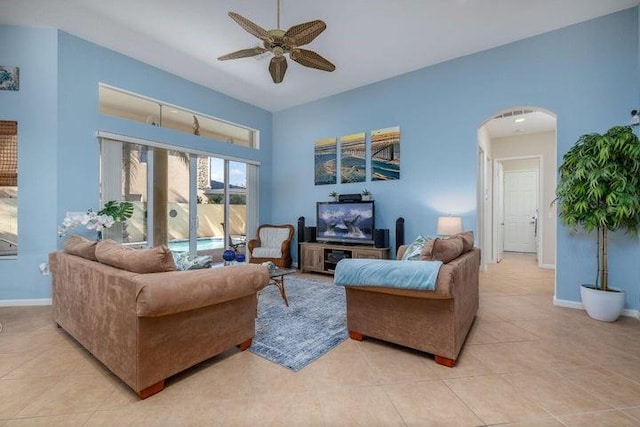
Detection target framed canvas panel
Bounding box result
[0,66,19,91]
[371,126,400,181]
[340,132,366,184]
[314,137,337,185]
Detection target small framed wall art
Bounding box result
[0,66,19,91]
[340,132,366,183]
[314,137,337,185]
[371,126,400,181]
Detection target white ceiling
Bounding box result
[1,0,639,112]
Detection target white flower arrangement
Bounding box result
[58,201,134,237]
[58,210,114,237]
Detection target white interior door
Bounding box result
[496,162,504,262]
[504,169,538,253]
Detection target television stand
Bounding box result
[300,242,390,275]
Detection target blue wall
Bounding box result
[2,9,640,309]
[272,9,640,310]
[0,28,273,301]
[0,26,58,300]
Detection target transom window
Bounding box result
[99,84,258,148]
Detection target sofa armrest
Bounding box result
[396,245,409,260]
[135,264,270,317]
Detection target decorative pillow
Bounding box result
[456,231,474,253]
[424,236,464,263]
[171,251,213,271]
[95,239,176,273]
[439,231,474,253]
[401,235,428,260]
[419,238,436,260]
[64,234,98,261]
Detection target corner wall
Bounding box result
[272,8,640,310]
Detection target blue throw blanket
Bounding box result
[334,259,443,290]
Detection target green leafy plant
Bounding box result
[362,188,371,196]
[98,200,134,223]
[329,191,338,198]
[555,125,640,291]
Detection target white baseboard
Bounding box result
[553,297,640,319]
[0,299,51,307]
[540,263,555,270]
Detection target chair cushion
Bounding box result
[252,247,283,258]
[258,227,290,248]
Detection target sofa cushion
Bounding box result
[135,264,270,317]
[419,238,436,260]
[401,235,428,260]
[453,231,474,253]
[95,240,176,273]
[421,236,464,263]
[64,234,98,261]
[171,251,213,270]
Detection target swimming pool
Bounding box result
[167,236,245,252]
[167,237,225,252]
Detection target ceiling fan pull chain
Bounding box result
[277,0,281,30]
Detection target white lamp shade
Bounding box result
[437,216,463,235]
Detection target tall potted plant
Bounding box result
[556,125,640,321]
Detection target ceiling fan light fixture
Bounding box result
[218,0,335,84]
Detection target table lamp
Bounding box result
[437,216,463,236]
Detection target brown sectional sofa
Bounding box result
[49,237,269,398]
[343,238,480,367]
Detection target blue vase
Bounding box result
[222,249,236,262]
[235,253,246,263]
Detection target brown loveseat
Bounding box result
[339,234,480,367]
[49,237,269,398]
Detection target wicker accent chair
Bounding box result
[248,224,295,268]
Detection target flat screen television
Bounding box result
[316,201,375,245]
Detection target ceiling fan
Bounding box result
[217,0,335,84]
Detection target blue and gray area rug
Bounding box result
[249,276,348,371]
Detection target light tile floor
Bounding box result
[1,253,639,426]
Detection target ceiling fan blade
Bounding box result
[228,12,271,41]
[290,49,335,72]
[217,47,268,61]
[284,20,326,47]
[269,56,287,84]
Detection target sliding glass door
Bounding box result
[100,135,257,258]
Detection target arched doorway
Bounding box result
[477,107,557,270]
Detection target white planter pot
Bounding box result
[580,284,625,322]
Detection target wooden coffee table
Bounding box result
[266,267,296,306]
